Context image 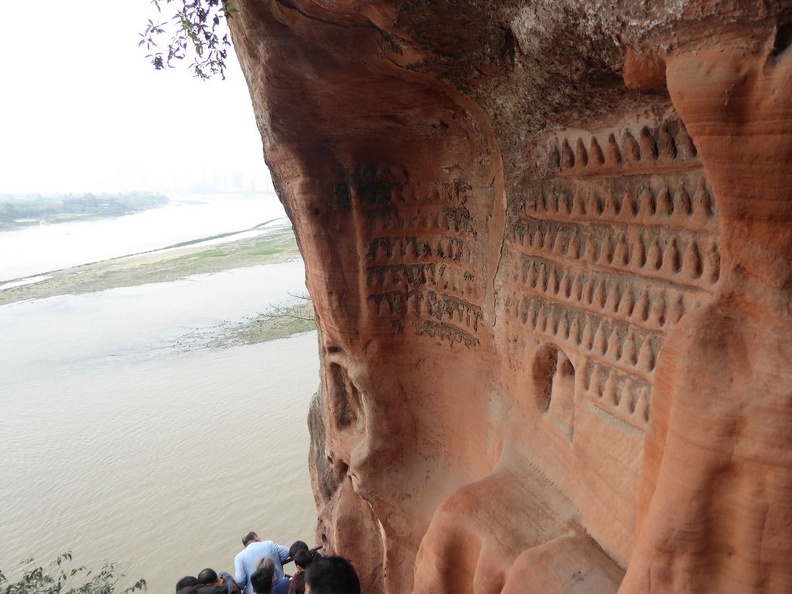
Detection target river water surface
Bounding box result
[0,194,320,593]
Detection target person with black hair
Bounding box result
[250,565,274,594]
[288,541,309,561]
[197,567,238,594]
[254,558,289,594]
[197,569,219,584]
[304,556,360,594]
[287,548,317,594]
[176,576,200,593]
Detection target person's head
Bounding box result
[289,540,309,560]
[242,531,260,547]
[250,566,274,594]
[256,557,275,572]
[197,568,219,585]
[176,576,199,592]
[304,556,360,594]
[293,548,316,570]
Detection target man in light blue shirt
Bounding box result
[234,531,290,594]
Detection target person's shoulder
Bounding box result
[196,585,227,594]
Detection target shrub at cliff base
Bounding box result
[0,553,146,594]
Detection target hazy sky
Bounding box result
[0,0,272,194]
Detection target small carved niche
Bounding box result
[329,363,363,431]
[532,342,576,441]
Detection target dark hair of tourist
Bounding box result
[242,531,259,547]
[250,567,274,594]
[289,540,309,560]
[293,548,316,570]
[197,568,219,584]
[304,556,360,594]
[176,576,199,591]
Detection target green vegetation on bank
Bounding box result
[0,227,300,306]
[231,301,315,344]
[176,301,316,351]
[0,553,146,594]
[0,226,317,346]
[0,192,168,230]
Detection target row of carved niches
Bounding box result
[514,177,720,287]
[511,296,658,429]
[546,117,697,176]
[368,290,483,342]
[503,113,721,431]
[511,258,708,332]
[360,177,487,347]
[528,175,716,231]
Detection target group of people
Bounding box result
[175,531,360,594]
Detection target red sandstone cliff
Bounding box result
[228,2,792,592]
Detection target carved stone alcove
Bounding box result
[532,342,575,440]
[228,2,792,592]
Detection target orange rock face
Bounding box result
[228,3,792,592]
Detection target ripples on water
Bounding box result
[0,196,320,593]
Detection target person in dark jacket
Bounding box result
[197,567,239,594]
[304,557,360,594]
[287,548,318,594]
[250,563,274,594]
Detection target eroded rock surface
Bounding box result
[228,2,792,592]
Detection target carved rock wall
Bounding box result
[229,2,792,592]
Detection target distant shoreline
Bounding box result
[0,225,316,345]
[0,192,169,231]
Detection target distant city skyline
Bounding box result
[0,0,274,195]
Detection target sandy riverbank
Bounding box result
[0,226,316,344]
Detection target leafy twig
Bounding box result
[139,0,237,79]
